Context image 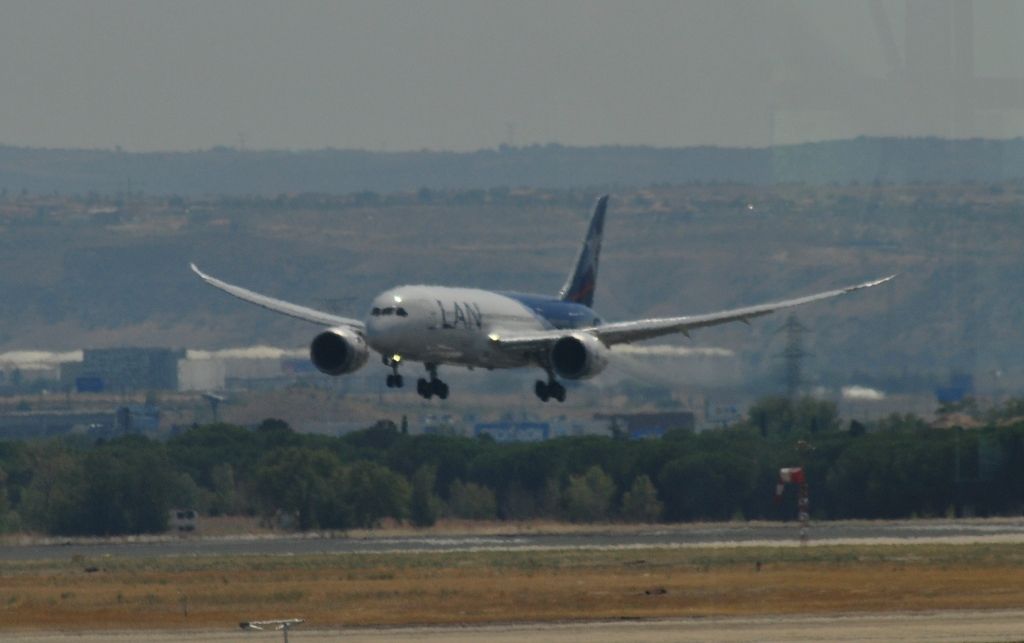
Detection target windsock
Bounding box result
[774,467,806,502]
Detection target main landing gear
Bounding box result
[384,356,404,388]
[535,371,566,403]
[416,363,449,400]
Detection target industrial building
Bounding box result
[594,411,696,439]
[61,347,184,393]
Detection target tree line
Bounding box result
[1,397,1023,536]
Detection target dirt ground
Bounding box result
[5,540,1024,640]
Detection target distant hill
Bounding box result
[1,137,1023,196]
[0,183,1020,397]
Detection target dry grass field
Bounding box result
[3,543,1024,632]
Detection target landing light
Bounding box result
[392,354,402,363]
[393,295,403,303]
[488,333,501,342]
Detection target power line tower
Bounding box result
[776,314,811,399]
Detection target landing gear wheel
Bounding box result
[534,380,550,402]
[432,379,449,400]
[417,378,432,399]
[534,377,566,402]
[418,363,449,400]
[549,381,566,402]
[386,359,403,389]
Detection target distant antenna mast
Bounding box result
[776,314,811,399]
[202,392,226,423]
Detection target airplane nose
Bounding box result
[366,315,397,346]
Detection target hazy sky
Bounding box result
[1,1,1022,151]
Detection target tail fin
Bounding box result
[559,195,608,307]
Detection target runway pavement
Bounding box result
[9,610,1024,642]
[4,518,1024,562]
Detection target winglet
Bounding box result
[846,273,897,292]
[559,195,608,307]
[190,262,219,287]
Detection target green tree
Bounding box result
[538,476,563,518]
[341,421,402,457]
[500,480,537,520]
[659,451,757,521]
[167,423,261,489]
[873,413,929,433]
[256,447,342,530]
[169,472,202,511]
[20,448,83,534]
[21,438,175,536]
[447,480,497,520]
[746,396,839,437]
[78,441,175,535]
[620,474,663,522]
[409,464,441,527]
[824,433,953,519]
[0,466,7,515]
[342,461,410,528]
[208,463,238,516]
[255,418,300,449]
[986,398,1024,424]
[937,396,981,419]
[563,466,615,523]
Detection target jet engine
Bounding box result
[309,327,370,375]
[549,333,609,380]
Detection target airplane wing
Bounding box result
[190,263,365,332]
[492,274,894,351]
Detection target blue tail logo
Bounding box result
[559,195,608,308]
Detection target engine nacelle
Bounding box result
[309,327,370,376]
[549,333,609,380]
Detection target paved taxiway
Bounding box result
[9,610,1024,642]
[4,518,1024,561]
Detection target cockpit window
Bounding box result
[371,307,381,316]
[382,307,395,315]
[396,307,408,317]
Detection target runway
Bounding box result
[4,518,1024,561]
[9,610,1024,642]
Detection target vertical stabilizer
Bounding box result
[559,195,608,307]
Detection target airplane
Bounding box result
[239,618,303,631]
[191,195,894,402]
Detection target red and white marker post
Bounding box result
[775,467,809,544]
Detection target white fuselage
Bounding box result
[365,286,551,369]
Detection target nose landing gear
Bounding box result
[416,363,449,400]
[384,355,404,388]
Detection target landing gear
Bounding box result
[416,378,449,400]
[534,373,566,403]
[384,356,404,388]
[416,363,449,400]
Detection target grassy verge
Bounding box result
[3,543,1024,629]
